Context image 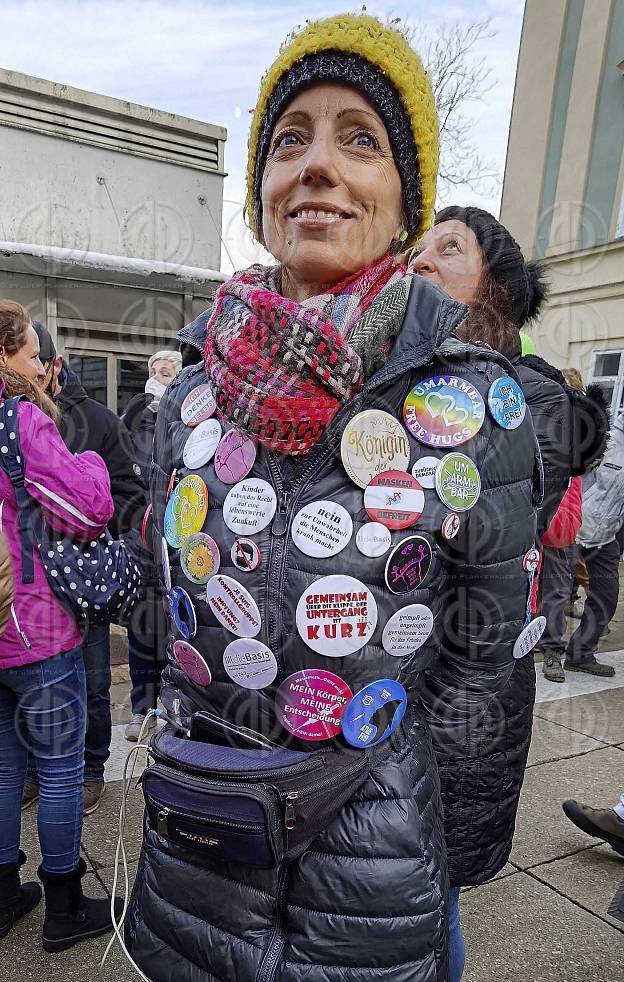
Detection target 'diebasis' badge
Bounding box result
[296,575,378,657]
[356,522,392,558]
[275,669,353,741]
[183,418,222,470]
[403,375,485,448]
[340,410,410,489]
[223,479,277,535]
[291,500,353,558]
[222,638,278,689]
[488,376,526,430]
[435,452,481,512]
[164,474,208,548]
[364,470,424,530]
[341,679,408,748]
[205,574,261,638]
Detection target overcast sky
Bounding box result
[0,0,525,271]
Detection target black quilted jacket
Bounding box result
[126,277,538,982]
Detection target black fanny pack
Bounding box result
[144,726,406,867]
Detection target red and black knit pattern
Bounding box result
[204,274,365,456]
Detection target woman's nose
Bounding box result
[299,132,341,188]
[412,249,437,275]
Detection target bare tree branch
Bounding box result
[389,15,501,203]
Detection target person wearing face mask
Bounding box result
[411,208,610,980]
[22,322,146,815]
[122,350,181,740]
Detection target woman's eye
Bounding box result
[443,240,460,253]
[350,131,378,149]
[274,131,300,149]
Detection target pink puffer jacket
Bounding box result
[0,399,113,669]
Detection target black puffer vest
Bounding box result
[126,277,539,982]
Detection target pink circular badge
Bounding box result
[364,470,424,530]
[214,429,257,484]
[275,669,353,742]
[173,640,212,687]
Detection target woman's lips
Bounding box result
[289,208,352,229]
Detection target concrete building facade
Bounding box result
[0,68,227,412]
[500,0,624,414]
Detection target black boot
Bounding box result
[38,858,123,953]
[0,850,42,940]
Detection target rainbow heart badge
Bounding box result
[403,375,485,448]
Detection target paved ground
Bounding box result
[2,588,624,981]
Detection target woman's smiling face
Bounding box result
[411,220,484,305]
[261,83,404,302]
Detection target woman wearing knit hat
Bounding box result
[413,207,610,972]
[126,18,539,982]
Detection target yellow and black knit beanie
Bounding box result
[246,13,439,248]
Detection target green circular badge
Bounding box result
[435,452,481,512]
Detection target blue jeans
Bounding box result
[26,624,111,784]
[448,887,466,982]
[0,649,86,873]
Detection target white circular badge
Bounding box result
[223,479,277,536]
[183,418,222,470]
[222,638,278,689]
[411,456,440,489]
[355,522,392,558]
[291,500,353,559]
[382,604,434,657]
[513,615,546,659]
[295,574,378,657]
[161,537,172,592]
[205,574,261,638]
[181,384,216,427]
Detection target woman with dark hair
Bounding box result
[412,208,610,979]
[0,300,122,952]
[126,19,540,982]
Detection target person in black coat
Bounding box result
[412,207,609,979]
[27,322,146,815]
[122,350,181,740]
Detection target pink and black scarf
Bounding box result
[204,253,410,456]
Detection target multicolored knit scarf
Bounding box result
[204,253,410,456]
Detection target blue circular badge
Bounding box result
[487,376,526,430]
[169,586,197,640]
[341,679,408,749]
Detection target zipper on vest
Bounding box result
[11,605,31,649]
[256,863,289,982]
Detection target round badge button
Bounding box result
[488,376,527,430]
[364,470,424,530]
[382,604,434,656]
[169,587,197,641]
[223,479,277,536]
[340,410,410,489]
[180,533,220,585]
[173,640,212,687]
[231,537,261,573]
[164,474,208,548]
[214,429,257,485]
[223,638,278,689]
[181,384,216,427]
[341,679,408,749]
[291,500,353,559]
[385,535,433,595]
[523,548,540,573]
[403,374,485,448]
[513,615,546,659]
[441,513,461,540]
[205,574,261,638]
[411,455,440,489]
[275,669,353,742]
[356,522,392,558]
[141,503,153,550]
[166,468,178,501]
[295,574,378,657]
[183,418,222,470]
[435,452,481,512]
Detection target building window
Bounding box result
[68,355,108,406]
[117,359,149,415]
[587,348,624,417]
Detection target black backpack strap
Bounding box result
[0,396,38,584]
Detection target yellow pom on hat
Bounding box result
[246,13,439,247]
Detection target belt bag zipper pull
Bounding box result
[157,807,170,835]
[284,791,298,834]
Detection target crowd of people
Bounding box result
[0,12,622,982]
